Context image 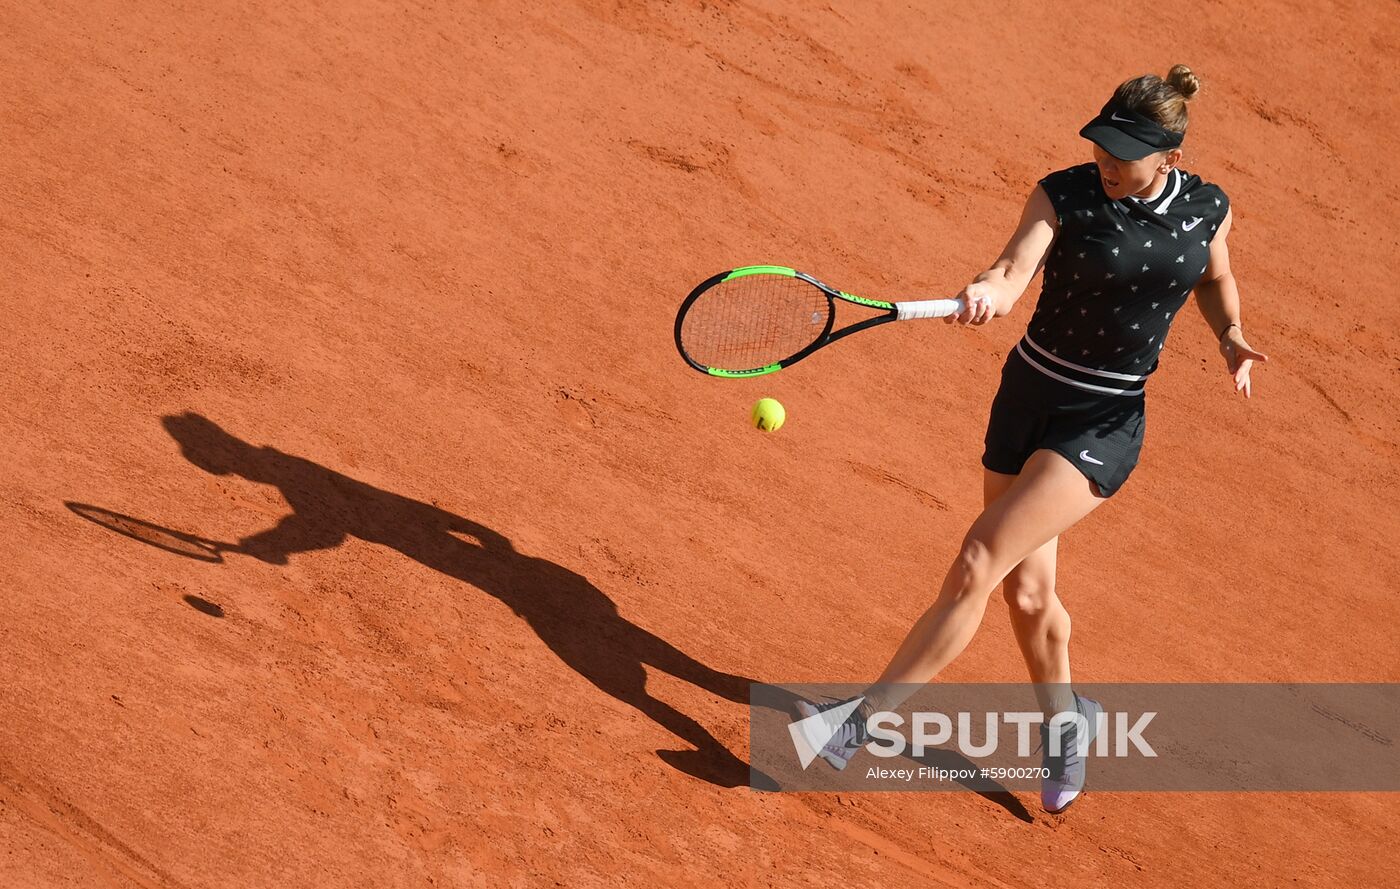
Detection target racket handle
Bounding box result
[894,297,966,321]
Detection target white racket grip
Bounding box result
[894,297,966,321]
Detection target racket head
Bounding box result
[65,501,227,563]
[675,266,836,377]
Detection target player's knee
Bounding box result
[1002,576,1055,617]
[1005,579,1072,645]
[950,536,999,599]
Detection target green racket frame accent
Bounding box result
[722,265,797,281]
[837,291,894,310]
[706,364,782,378]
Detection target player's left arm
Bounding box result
[1192,208,1268,397]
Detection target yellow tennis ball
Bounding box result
[751,397,785,432]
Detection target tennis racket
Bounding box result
[674,265,966,377]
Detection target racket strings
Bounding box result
[681,275,830,371]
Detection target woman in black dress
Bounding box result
[797,65,1267,814]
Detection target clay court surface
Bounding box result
[3,1,1399,885]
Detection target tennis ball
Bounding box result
[751,397,786,432]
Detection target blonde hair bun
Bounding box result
[1167,65,1200,101]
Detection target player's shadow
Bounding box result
[902,749,1035,823]
[146,411,764,788]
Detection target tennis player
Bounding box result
[798,66,1267,813]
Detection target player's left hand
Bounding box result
[1219,328,1267,398]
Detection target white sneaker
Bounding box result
[794,697,869,771]
[1041,693,1103,813]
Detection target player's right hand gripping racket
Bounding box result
[675,265,965,377]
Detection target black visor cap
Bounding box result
[1079,100,1184,161]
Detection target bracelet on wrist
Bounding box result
[1218,322,1241,342]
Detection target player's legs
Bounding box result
[1003,538,1076,713]
[984,470,1076,716]
[863,449,1104,713]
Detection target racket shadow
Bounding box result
[65,502,231,563]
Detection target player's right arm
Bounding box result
[949,185,1058,325]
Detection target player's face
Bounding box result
[1092,144,1166,200]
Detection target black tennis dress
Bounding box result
[983,163,1229,495]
